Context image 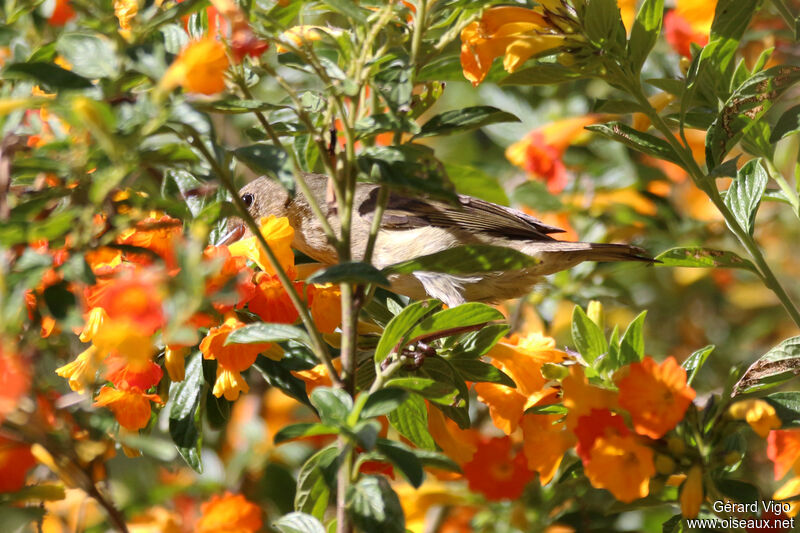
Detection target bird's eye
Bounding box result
[242,193,254,208]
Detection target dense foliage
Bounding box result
[2,0,800,531]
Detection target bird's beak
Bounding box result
[218,223,245,245]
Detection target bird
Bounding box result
[224,173,651,307]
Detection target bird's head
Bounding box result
[220,176,291,244]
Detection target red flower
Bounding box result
[462,436,534,501]
[574,408,629,462]
[0,437,35,492]
[48,0,75,26]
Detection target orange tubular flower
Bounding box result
[474,332,565,434]
[116,213,182,269]
[462,436,535,501]
[200,316,272,401]
[520,412,575,485]
[293,358,342,395]
[0,345,30,423]
[767,429,800,480]
[105,357,163,390]
[228,216,296,275]
[196,492,262,533]
[561,365,616,431]
[573,408,629,462]
[94,385,163,431]
[114,0,137,34]
[203,245,255,312]
[427,403,479,465]
[616,356,696,439]
[664,0,717,58]
[308,283,342,333]
[160,38,230,95]
[165,345,190,382]
[89,269,165,336]
[583,433,655,503]
[460,6,565,86]
[506,116,602,194]
[247,273,301,324]
[729,399,782,438]
[0,437,36,492]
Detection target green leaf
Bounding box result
[586,122,682,165]
[734,336,800,395]
[253,356,311,407]
[383,244,539,276]
[513,180,563,211]
[499,62,584,86]
[716,479,760,505]
[357,144,456,201]
[347,476,405,533]
[4,62,93,89]
[273,422,340,444]
[42,281,75,320]
[56,33,118,79]
[572,305,608,365]
[445,164,509,205]
[682,345,714,386]
[654,247,758,273]
[375,439,424,487]
[384,377,459,406]
[662,514,684,533]
[354,113,420,139]
[705,66,800,167]
[321,0,367,22]
[274,512,326,533]
[584,0,624,44]
[168,352,204,472]
[225,323,312,348]
[233,143,289,178]
[295,446,339,520]
[375,300,440,364]
[407,303,503,341]
[451,323,510,359]
[387,394,436,450]
[765,392,800,427]
[307,262,390,287]
[724,159,767,235]
[191,98,287,114]
[450,359,515,386]
[415,106,520,138]
[618,311,646,365]
[360,388,409,419]
[310,387,353,425]
[628,0,664,72]
[770,104,800,142]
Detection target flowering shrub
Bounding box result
[2,0,800,532]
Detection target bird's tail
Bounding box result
[518,241,653,274]
[571,242,653,263]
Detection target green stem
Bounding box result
[765,158,800,217]
[632,87,800,328]
[187,133,342,387]
[410,0,428,67]
[363,186,389,262]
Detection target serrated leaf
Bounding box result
[360,388,409,419]
[310,387,353,425]
[654,247,758,273]
[587,122,681,165]
[733,336,800,395]
[383,244,539,276]
[618,311,646,365]
[273,422,340,444]
[274,512,326,533]
[295,446,338,520]
[415,106,520,138]
[682,345,714,386]
[168,352,204,472]
[628,0,664,72]
[225,323,312,348]
[723,159,768,235]
[572,305,608,364]
[306,262,390,287]
[347,476,405,533]
[387,394,435,449]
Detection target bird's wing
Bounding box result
[358,188,563,240]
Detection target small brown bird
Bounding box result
[225,173,650,307]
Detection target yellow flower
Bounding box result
[276,26,325,53]
[228,216,295,275]
[460,6,566,86]
[774,476,800,517]
[91,320,155,371]
[212,367,250,401]
[160,38,229,95]
[679,465,704,518]
[728,399,782,438]
[309,283,342,334]
[521,412,575,485]
[617,0,636,32]
[114,0,137,34]
[79,307,109,343]
[55,346,103,394]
